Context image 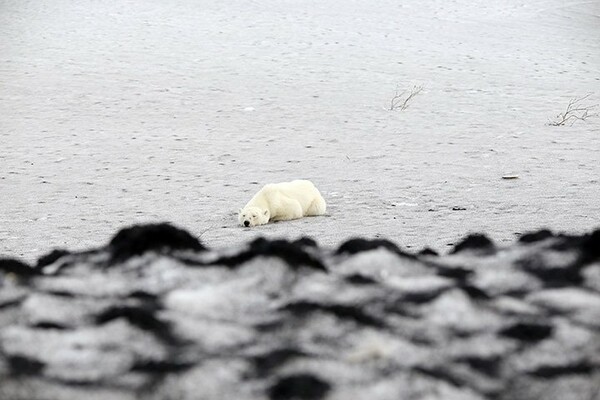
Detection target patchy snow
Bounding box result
[1,0,599,261]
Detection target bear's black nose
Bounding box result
[244,221,250,227]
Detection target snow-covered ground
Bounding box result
[1,0,599,261]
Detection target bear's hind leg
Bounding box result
[273,198,304,221]
[306,195,326,216]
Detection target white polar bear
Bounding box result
[238,180,326,227]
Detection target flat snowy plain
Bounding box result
[1,0,599,261]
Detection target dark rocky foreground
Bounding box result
[1,224,599,400]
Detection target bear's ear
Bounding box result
[238,208,242,214]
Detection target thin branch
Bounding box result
[549,93,598,126]
[389,85,423,111]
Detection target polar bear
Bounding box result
[238,180,326,227]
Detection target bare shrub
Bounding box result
[549,94,598,126]
[389,84,423,111]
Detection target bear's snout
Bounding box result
[244,221,250,227]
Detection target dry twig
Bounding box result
[389,84,423,111]
[549,94,599,126]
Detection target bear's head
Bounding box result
[238,207,270,227]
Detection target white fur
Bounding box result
[238,180,326,227]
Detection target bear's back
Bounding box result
[262,180,314,193]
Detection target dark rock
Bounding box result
[281,300,386,328]
[96,304,183,345]
[292,237,318,248]
[35,249,70,269]
[336,238,414,258]
[431,262,474,281]
[209,237,327,272]
[458,284,490,300]
[500,321,554,342]
[32,322,68,330]
[413,364,465,388]
[344,273,378,285]
[419,247,439,256]
[248,238,326,271]
[519,229,554,243]
[582,229,600,262]
[529,362,593,377]
[128,290,161,302]
[548,230,600,265]
[7,355,45,376]
[130,358,193,373]
[0,258,37,277]
[458,356,501,377]
[251,348,308,376]
[108,223,205,262]
[450,234,495,254]
[268,373,331,400]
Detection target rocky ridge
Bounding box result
[1,223,599,400]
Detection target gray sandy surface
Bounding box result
[1,0,599,261]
